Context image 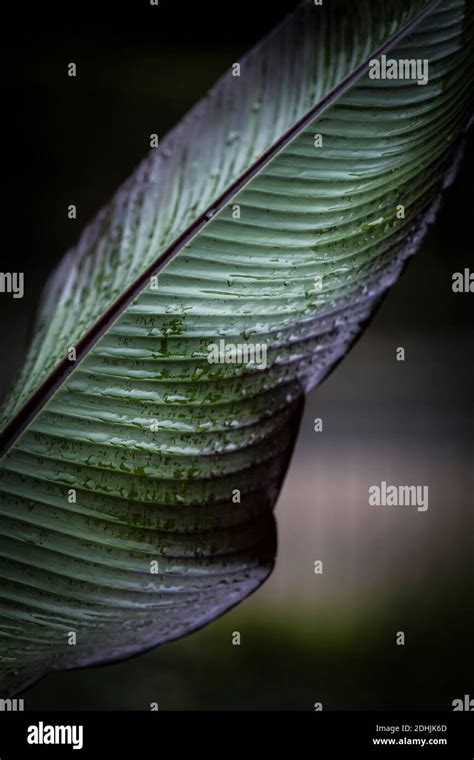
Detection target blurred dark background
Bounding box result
[0,0,472,709]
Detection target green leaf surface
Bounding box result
[0,0,472,694]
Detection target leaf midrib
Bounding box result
[0,0,441,457]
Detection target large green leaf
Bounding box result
[0,0,472,695]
